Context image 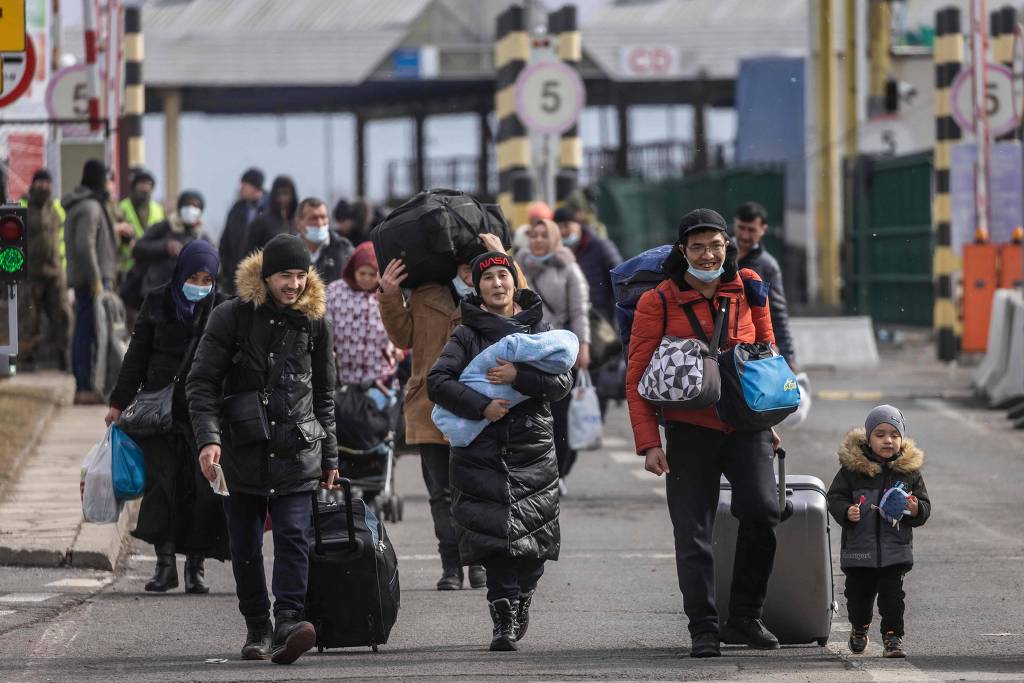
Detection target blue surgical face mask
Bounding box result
[562,232,580,248]
[305,225,330,244]
[527,251,554,263]
[452,276,475,298]
[182,283,213,302]
[687,264,724,283]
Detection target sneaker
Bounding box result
[689,631,721,658]
[848,625,869,654]
[468,565,487,589]
[882,631,906,658]
[436,568,463,591]
[719,616,780,650]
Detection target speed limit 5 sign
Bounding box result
[514,61,585,134]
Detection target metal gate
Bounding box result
[843,152,934,326]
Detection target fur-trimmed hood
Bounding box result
[837,428,924,477]
[234,249,327,320]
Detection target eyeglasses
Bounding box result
[685,242,727,256]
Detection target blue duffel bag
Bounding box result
[717,342,801,430]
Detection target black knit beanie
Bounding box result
[32,168,52,183]
[81,159,108,194]
[470,251,517,293]
[261,234,310,278]
[177,189,205,211]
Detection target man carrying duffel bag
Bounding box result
[625,209,783,658]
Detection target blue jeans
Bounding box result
[72,286,95,392]
[222,491,313,619]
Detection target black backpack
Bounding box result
[370,189,512,289]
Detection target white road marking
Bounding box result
[830,623,851,632]
[396,551,676,562]
[631,469,657,480]
[602,435,629,448]
[825,639,933,681]
[45,577,112,589]
[980,632,1021,636]
[0,593,59,603]
[608,450,638,464]
[0,609,15,617]
[129,554,158,563]
[653,487,666,498]
[917,398,989,434]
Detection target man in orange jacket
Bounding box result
[626,209,782,658]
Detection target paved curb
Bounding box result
[68,499,141,571]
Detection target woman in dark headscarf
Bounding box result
[106,240,230,594]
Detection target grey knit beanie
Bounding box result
[865,404,907,439]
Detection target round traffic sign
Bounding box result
[0,38,36,109]
[45,64,90,119]
[950,63,1021,137]
[514,61,585,134]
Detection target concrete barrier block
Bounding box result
[972,289,1021,396]
[988,297,1024,408]
[789,317,880,369]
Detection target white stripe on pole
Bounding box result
[972,0,991,237]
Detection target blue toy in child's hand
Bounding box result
[875,481,912,527]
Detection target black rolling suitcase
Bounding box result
[712,449,836,646]
[306,479,400,652]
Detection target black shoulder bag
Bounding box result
[222,329,298,447]
[118,332,202,438]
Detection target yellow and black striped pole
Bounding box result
[934,6,963,361]
[551,5,581,207]
[992,6,1017,141]
[495,6,532,229]
[124,6,145,169]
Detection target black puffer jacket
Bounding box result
[186,251,338,497]
[109,286,226,419]
[826,429,931,569]
[737,243,795,364]
[311,230,354,285]
[426,290,572,564]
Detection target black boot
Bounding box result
[270,610,316,665]
[241,615,273,660]
[514,589,534,642]
[184,555,209,594]
[437,567,463,591]
[468,565,487,589]
[719,616,780,650]
[488,598,519,652]
[144,543,178,593]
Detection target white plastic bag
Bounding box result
[81,426,120,524]
[780,372,812,429]
[568,371,603,451]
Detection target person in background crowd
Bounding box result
[626,209,782,658]
[332,198,376,246]
[18,168,71,371]
[106,240,230,594]
[527,201,553,223]
[565,187,609,239]
[250,175,299,249]
[517,218,590,492]
[326,241,395,386]
[219,167,266,295]
[553,206,622,323]
[118,166,166,275]
[131,190,213,303]
[377,232,509,592]
[187,234,337,665]
[427,251,572,652]
[733,202,796,369]
[63,159,119,405]
[294,197,353,284]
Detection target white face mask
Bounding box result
[687,264,724,282]
[180,205,202,226]
[305,225,330,244]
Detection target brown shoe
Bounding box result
[74,391,103,405]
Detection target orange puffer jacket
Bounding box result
[626,269,775,454]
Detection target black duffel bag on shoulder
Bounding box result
[370,189,512,289]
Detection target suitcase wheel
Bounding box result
[317,646,324,653]
[395,496,404,522]
[816,637,828,647]
[372,644,379,653]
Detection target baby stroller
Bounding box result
[334,380,404,523]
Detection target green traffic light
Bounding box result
[0,247,24,273]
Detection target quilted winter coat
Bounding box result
[426,290,573,564]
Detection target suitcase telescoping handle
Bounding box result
[311,477,359,555]
[776,447,794,522]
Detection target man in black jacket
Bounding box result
[733,202,797,369]
[294,197,353,284]
[218,168,265,296]
[187,234,337,666]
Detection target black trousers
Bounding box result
[222,491,312,619]
[664,422,780,637]
[483,556,546,602]
[843,564,910,637]
[419,443,461,569]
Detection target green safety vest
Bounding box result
[19,197,66,270]
[118,198,165,271]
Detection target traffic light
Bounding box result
[0,205,27,282]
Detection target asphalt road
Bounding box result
[1,345,1022,681]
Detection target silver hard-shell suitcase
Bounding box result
[712,449,836,646]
